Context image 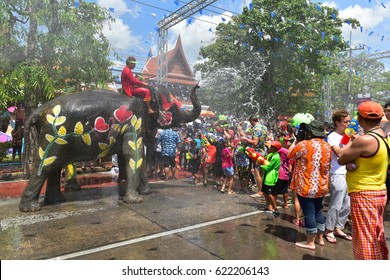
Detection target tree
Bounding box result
[195,0,359,122]
[325,52,388,114]
[0,0,114,111]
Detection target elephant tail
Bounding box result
[23,108,43,178]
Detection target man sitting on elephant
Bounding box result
[121,56,155,114]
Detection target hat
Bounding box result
[357,101,384,119]
[308,120,325,138]
[270,140,282,150]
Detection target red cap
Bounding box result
[270,140,282,150]
[358,101,384,119]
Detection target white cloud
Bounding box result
[102,18,141,51]
[322,1,337,9]
[339,5,386,29]
[97,0,127,14]
[168,12,234,68]
[97,0,141,52]
[337,2,390,51]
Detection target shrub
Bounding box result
[0,141,12,162]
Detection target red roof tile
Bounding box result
[142,35,197,87]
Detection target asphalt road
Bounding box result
[0,175,389,260]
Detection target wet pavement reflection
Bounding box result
[0,173,389,260]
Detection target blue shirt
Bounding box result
[157,129,181,157]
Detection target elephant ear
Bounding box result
[151,83,201,128]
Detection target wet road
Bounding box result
[0,174,389,260]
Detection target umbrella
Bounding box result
[7,106,16,113]
[0,132,11,143]
[292,113,315,126]
[200,110,216,118]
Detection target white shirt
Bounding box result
[327,131,346,174]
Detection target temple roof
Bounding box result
[142,35,197,86]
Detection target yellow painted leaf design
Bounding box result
[131,115,137,126]
[55,138,68,145]
[129,159,136,171]
[39,147,44,159]
[58,126,67,136]
[43,156,57,166]
[55,116,66,126]
[53,105,61,117]
[97,149,109,159]
[82,134,91,145]
[112,124,120,132]
[136,158,143,169]
[45,134,55,142]
[135,118,142,130]
[136,137,143,148]
[128,141,136,150]
[98,142,109,151]
[121,124,128,134]
[46,114,55,124]
[74,122,84,134]
[109,136,115,146]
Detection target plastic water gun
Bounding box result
[236,144,245,153]
[340,117,359,145]
[201,134,210,146]
[207,133,224,143]
[245,147,270,166]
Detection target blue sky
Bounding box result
[93,0,390,71]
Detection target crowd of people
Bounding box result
[148,100,390,260]
[0,102,25,162]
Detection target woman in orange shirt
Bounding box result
[288,120,332,250]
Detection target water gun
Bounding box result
[201,134,210,146]
[207,133,224,143]
[340,117,359,145]
[236,144,245,153]
[245,147,270,166]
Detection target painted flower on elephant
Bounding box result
[94,117,110,133]
[46,105,66,126]
[114,105,133,123]
[158,111,172,126]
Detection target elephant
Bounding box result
[19,84,201,212]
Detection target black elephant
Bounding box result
[19,84,201,212]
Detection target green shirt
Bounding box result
[261,152,281,186]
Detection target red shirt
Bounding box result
[121,66,145,97]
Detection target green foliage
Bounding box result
[0,0,114,108]
[0,141,12,162]
[195,0,361,122]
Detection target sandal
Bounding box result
[228,191,236,195]
[334,232,352,241]
[324,233,337,244]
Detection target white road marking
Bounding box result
[0,208,105,231]
[49,210,262,260]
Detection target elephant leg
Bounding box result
[117,153,127,183]
[63,163,81,192]
[123,167,144,203]
[138,161,151,195]
[44,169,66,205]
[122,133,144,204]
[19,170,46,212]
[139,133,155,195]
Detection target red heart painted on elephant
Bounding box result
[94,117,110,132]
[158,111,172,126]
[114,105,133,123]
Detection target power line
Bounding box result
[126,0,233,27]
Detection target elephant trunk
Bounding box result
[177,84,201,123]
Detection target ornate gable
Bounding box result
[142,35,197,86]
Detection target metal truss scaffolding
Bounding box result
[156,0,217,85]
